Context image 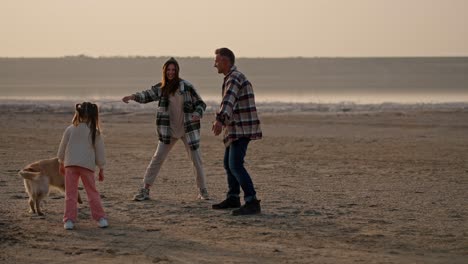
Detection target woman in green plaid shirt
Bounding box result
[122,57,209,201]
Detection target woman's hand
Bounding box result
[191,113,201,121]
[122,95,135,104]
[98,169,104,182]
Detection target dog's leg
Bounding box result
[29,198,36,214]
[36,198,43,216]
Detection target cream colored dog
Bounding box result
[18,157,82,215]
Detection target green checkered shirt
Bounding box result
[133,80,206,150]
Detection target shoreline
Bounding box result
[1,99,468,114]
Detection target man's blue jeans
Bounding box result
[224,138,257,202]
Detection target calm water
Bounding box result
[1,56,467,104]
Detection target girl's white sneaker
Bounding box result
[98,218,108,228]
[64,220,74,230]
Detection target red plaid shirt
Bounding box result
[216,66,262,147]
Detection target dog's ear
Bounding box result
[19,170,42,180]
[24,162,41,172]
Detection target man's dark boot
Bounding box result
[232,199,261,216]
[212,197,241,210]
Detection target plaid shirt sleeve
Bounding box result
[133,84,162,103]
[189,86,207,118]
[216,76,241,124]
[216,69,262,146]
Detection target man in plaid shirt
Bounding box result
[211,48,262,215]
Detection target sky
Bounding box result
[1,0,467,58]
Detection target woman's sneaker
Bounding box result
[133,188,150,201]
[64,220,74,230]
[197,188,210,200]
[98,218,109,228]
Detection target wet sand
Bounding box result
[1,110,467,263]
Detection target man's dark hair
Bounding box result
[215,48,235,65]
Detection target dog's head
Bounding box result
[19,158,60,181]
[19,162,42,180]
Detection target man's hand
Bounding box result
[122,95,135,104]
[212,120,223,136]
[59,163,65,176]
[98,169,104,182]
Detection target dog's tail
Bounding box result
[18,170,41,180]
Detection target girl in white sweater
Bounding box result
[57,102,107,230]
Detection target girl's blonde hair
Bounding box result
[72,102,101,146]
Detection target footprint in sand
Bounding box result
[106,248,119,255]
[10,194,27,199]
[152,256,170,263]
[30,215,46,220]
[302,209,322,216]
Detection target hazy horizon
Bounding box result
[1,57,467,104]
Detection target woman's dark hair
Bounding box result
[72,102,101,146]
[161,57,180,97]
[215,48,235,65]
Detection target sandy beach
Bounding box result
[1,109,467,263]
